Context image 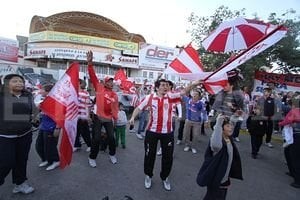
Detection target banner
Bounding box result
[0,37,19,62]
[25,47,138,69]
[252,70,300,96]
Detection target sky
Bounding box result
[1,0,299,47]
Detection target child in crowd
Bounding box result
[246,106,266,159]
[115,103,127,148]
[35,84,60,171]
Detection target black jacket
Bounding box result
[196,138,243,188]
[0,90,34,136]
[246,115,266,136]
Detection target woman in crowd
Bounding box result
[279,98,300,189]
[0,74,37,194]
[197,114,243,199]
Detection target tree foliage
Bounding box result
[187,6,300,89]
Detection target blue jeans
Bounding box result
[138,110,149,135]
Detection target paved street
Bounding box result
[1,122,300,200]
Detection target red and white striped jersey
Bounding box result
[130,94,139,107]
[78,90,91,120]
[138,92,181,134]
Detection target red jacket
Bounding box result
[88,65,119,121]
[279,108,300,126]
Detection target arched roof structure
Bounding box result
[29,11,146,43]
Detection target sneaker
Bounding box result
[191,148,197,154]
[38,161,48,167]
[12,182,34,194]
[86,147,91,152]
[136,133,143,140]
[183,146,190,152]
[162,177,171,191]
[283,142,290,148]
[129,129,136,133]
[157,148,162,156]
[141,132,146,137]
[88,158,97,168]
[234,137,240,142]
[144,175,152,189]
[46,161,60,171]
[73,147,81,152]
[266,143,274,148]
[176,140,181,145]
[122,144,126,149]
[109,155,117,164]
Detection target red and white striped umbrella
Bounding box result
[202,17,274,53]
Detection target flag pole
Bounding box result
[203,25,286,81]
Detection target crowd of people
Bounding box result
[1,51,300,199]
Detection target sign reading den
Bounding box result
[138,43,180,69]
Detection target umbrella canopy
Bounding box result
[202,17,274,53]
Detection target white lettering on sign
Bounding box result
[146,47,174,60]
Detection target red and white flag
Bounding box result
[166,43,228,94]
[169,43,204,73]
[40,63,79,168]
[114,69,127,81]
[114,69,136,94]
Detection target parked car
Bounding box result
[117,92,134,116]
[18,67,56,87]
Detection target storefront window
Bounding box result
[143,71,147,78]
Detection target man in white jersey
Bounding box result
[129,79,200,191]
[74,79,92,152]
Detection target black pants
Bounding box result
[265,119,273,143]
[288,134,300,184]
[75,119,91,148]
[284,145,293,176]
[89,117,116,159]
[0,132,32,186]
[201,122,206,135]
[250,134,263,155]
[35,130,59,164]
[203,186,228,200]
[177,120,193,141]
[144,131,174,180]
[232,121,242,138]
[177,119,185,141]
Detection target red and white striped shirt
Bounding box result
[138,92,181,134]
[78,90,91,120]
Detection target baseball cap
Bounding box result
[104,76,114,83]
